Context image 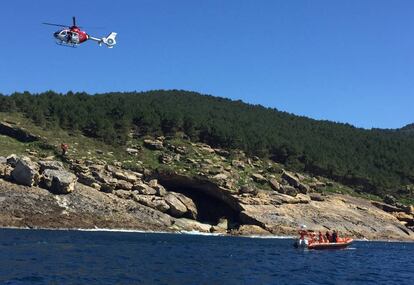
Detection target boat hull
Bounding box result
[308,239,353,250]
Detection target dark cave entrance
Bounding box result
[157,177,241,227]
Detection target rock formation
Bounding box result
[0,135,413,240]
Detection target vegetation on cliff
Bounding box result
[0,91,413,201]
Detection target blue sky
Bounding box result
[1,0,413,129]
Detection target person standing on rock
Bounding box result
[61,143,69,156]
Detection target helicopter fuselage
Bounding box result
[54,26,88,45]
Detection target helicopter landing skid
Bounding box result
[55,40,78,48]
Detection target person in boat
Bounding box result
[318,231,324,243]
[299,225,308,240]
[332,230,338,243]
[325,231,331,243]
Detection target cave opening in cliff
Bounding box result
[158,178,241,227]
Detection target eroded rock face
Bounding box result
[236,192,413,240]
[11,157,39,186]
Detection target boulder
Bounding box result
[393,212,414,223]
[199,146,215,154]
[114,190,133,200]
[116,180,133,190]
[148,179,159,188]
[309,193,325,202]
[154,184,167,197]
[236,225,270,236]
[406,205,414,215]
[11,157,39,186]
[279,185,298,197]
[71,163,89,174]
[89,164,105,172]
[113,170,140,183]
[77,172,98,187]
[143,139,163,150]
[231,160,245,169]
[143,179,168,196]
[92,171,116,185]
[159,154,174,164]
[0,159,12,179]
[212,173,228,181]
[166,144,188,155]
[211,218,229,233]
[100,184,115,193]
[6,154,20,167]
[132,194,170,213]
[214,148,230,157]
[38,160,64,172]
[42,169,77,194]
[126,148,139,155]
[173,192,198,219]
[298,183,310,194]
[281,171,300,187]
[239,185,258,195]
[172,218,212,232]
[165,193,188,217]
[372,201,405,213]
[133,182,157,195]
[252,173,267,184]
[269,179,281,192]
[90,183,101,190]
[384,195,397,206]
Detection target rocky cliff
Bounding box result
[1,133,413,241]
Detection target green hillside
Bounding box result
[0,90,413,201]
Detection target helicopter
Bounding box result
[43,17,117,48]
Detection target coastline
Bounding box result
[1,225,413,243]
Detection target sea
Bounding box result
[0,228,413,285]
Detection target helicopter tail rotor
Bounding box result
[102,32,117,48]
[88,32,117,48]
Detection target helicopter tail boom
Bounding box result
[89,32,117,48]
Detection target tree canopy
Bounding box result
[1,90,413,198]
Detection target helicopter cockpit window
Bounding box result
[60,31,67,36]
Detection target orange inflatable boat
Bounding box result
[307,237,353,250]
[293,226,353,250]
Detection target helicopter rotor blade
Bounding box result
[73,16,76,27]
[42,22,69,28]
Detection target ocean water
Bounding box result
[0,228,413,285]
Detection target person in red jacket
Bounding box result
[61,143,69,156]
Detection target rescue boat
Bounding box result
[293,225,353,250]
[307,237,353,250]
